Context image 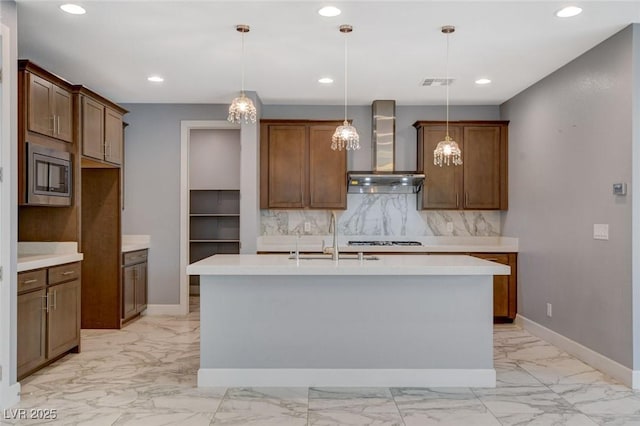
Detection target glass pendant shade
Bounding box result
[331,120,360,151]
[228,93,257,124]
[434,135,462,166]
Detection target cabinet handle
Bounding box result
[52,290,57,310]
[61,271,75,276]
[22,279,38,284]
[49,115,55,133]
[456,193,459,208]
[465,192,469,207]
[42,294,48,313]
[55,115,60,135]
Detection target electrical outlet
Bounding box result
[546,303,552,318]
[304,222,311,233]
[593,224,609,240]
[446,222,454,233]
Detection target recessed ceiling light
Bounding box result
[60,4,86,15]
[555,6,582,18]
[318,77,334,84]
[475,78,492,85]
[318,6,341,17]
[147,76,164,83]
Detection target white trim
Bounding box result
[0,383,20,410]
[143,304,184,316]
[516,314,635,388]
[198,368,496,388]
[179,120,239,315]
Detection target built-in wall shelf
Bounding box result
[189,189,240,290]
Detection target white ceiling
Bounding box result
[16,0,640,106]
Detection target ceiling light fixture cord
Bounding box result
[445,31,450,138]
[241,29,246,95]
[343,29,348,121]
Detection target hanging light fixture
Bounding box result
[434,25,462,167]
[331,24,360,151]
[228,24,257,124]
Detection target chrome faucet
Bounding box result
[328,211,339,261]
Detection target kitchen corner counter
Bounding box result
[257,236,519,253]
[18,242,83,272]
[122,234,151,252]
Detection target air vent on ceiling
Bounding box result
[421,78,455,87]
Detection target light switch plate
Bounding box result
[593,224,609,240]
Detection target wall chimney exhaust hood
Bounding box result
[347,100,425,194]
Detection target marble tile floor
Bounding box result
[4,298,640,425]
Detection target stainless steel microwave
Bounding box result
[26,142,72,206]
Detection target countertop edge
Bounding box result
[18,253,84,272]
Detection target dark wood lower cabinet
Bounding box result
[17,288,47,378]
[470,253,517,322]
[122,249,148,324]
[17,261,81,380]
[48,280,81,359]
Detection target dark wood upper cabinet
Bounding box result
[25,70,73,143]
[415,121,508,210]
[309,125,347,209]
[261,120,347,210]
[266,125,307,208]
[81,96,105,160]
[75,86,127,167]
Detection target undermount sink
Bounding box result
[288,253,379,261]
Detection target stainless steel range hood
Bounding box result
[347,100,425,194]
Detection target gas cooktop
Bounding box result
[347,241,423,246]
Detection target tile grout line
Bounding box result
[388,387,408,426]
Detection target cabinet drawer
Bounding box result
[123,249,148,266]
[18,269,46,293]
[48,262,81,285]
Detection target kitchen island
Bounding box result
[187,254,510,388]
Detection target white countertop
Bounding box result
[122,234,151,252]
[257,235,519,253]
[18,242,83,272]
[187,254,510,276]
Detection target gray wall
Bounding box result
[263,104,500,171]
[501,26,634,367]
[122,104,230,304]
[632,26,640,370]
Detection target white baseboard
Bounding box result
[144,304,186,316]
[198,368,496,388]
[516,314,635,388]
[0,382,21,410]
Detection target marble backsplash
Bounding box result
[260,194,501,237]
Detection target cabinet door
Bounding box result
[470,253,513,318]
[82,96,105,160]
[122,265,137,320]
[104,107,123,165]
[309,125,346,209]
[419,125,462,209]
[52,85,73,142]
[48,280,81,359]
[27,73,53,137]
[17,289,47,379]
[267,125,307,208]
[463,126,501,209]
[135,262,148,313]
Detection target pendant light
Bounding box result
[331,24,360,151]
[228,24,257,124]
[433,25,462,167]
